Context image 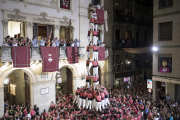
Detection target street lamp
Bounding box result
[152,46,158,52]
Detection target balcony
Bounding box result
[0,47,86,62]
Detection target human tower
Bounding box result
[73,4,110,112]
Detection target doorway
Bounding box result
[4,70,30,106]
[8,21,26,38]
[56,67,72,95]
[60,26,70,40]
[33,23,53,41]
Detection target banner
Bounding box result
[12,46,30,68]
[66,47,79,64]
[98,47,105,61]
[147,79,152,89]
[40,47,59,72]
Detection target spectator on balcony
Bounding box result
[55,37,60,47]
[34,36,39,45]
[12,38,18,46]
[63,39,66,47]
[2,41,9,46]
[52,38,56,47]
[6,36,11,46]
[66,41,71,46]
[32,38,39,47]
[71,40,75,47]
[74,39,80,47]
[19,37,25,46]
[168,59,172,71]
[26,38,32,46]
[161,59,167,67]
[40,37,46,46]
[100,42,105,47]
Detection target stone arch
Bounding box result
[59,64,78,78]
[0,65,37,88]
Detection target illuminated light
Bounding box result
[152,46,158,52]
[4,78,9,84]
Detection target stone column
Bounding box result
[100,30,105,42]
[54,25,60,39]
[57,0,60,13]
[2,19,8,38]
[165,83,175,101]
[101,73,104,85]
[100,0,104,7]
[152,80,157,101]
[26,22,33,39]
[0,87,4,118]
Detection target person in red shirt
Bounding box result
[82,90,87,108]
[94,20,98,31]
[86,58,90,76]
[86,75,91,87]
[87,44,90,59]
[92,59,98,76]
[86,90,93,109]
[100,91,105,109]
[73,87,79,104]
[88,29,92,43]
[93,90,101,111]
[92,44,98,60]
[92,74,99,85]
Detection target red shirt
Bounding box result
[92,61,98,66]
[87,46,90,51]
[92,76,99,82]
[93,46,98,51]
[86,60,90,66]
[100,92,105,99]
[80,91,84,97]
[83,92,87,98]
[95,95,101,102]
[87,93,93,99]
[86,76,91,80]
[88,30,91,36]
[92,31,98,36]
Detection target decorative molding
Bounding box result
[1,19,8,27]
[7,9,27,21]
[54,25,61,30]
[24,0,28,7]
[59,16,70,26]
[2,0,6,3]
[26,22,33,28]
[33,12,55,23]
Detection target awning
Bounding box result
[122,47,152,53]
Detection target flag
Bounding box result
[47,27,52,47]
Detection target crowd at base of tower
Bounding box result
[2,78,180,119]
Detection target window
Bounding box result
[158,54,172,73]
[60,0,70,10]
[159,0,173,9]
[92,0,100,5]
[159,22,172,41]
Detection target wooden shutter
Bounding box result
[33,23,38,38]
[20,22,25,37]
[159,22,172,41]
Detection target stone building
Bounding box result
[0,0,113,117]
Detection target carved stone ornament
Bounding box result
[54,25,61,30]
[1,19,8,26]
[26,22,33,28]
[7,9,27,21]
[59,16,69,26]
[33,12,55,23]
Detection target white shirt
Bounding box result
[96,5,100,9]
[166,96,170,101]
[52,41,56,47]
[12,43,18,46]
[71,42,75,47]
[40,40,45,46]
[27,113,31,119]
[154,117,159,120]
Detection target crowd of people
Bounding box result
[2,36,82,47]
[2,78,180,120]
[115,38,135,49]
[60,0,70,10]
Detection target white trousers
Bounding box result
[82,99,86,108]
[86,100,92,109]
[87,51,90,59]
[88,36,90,43]
[86,82,90,87]
[96,102,102,111]
[86,66,89,75]
[92,99,95,109]
[73,95,78,103]
[93,51,98,61]
[90,23,94,30]
[101,100,105,109]
[93,81,99,85]
[93,37,98,46]
[105,98,110,105]
[95,24,98,31]
[78,98,82,108]
[93,67,98,76]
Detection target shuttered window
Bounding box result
[92,0,100,5]
[159,22,172,41]
[159,0,173,9]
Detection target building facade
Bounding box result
[113,0,153,85]
[0,0,113,117]
[152,0,180,103]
